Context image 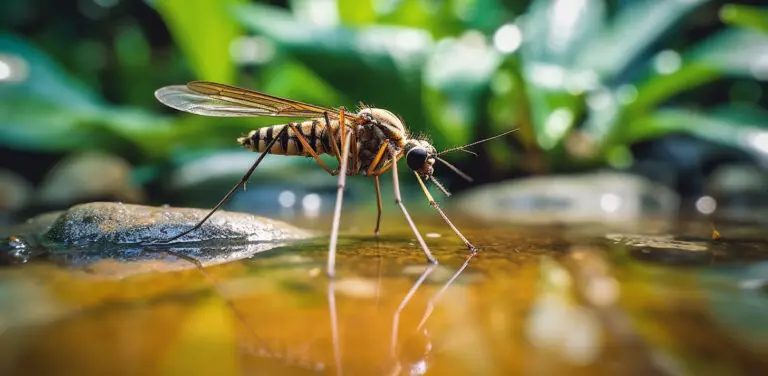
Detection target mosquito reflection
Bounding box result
[323,253,476,376]
[388,254,475,376]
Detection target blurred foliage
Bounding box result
[0,0,767,196]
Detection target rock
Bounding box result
[35,152,144,207]
[0,169,33,213]
[453,172,679,227]
[704,164,768,223]
[43,202,312,245]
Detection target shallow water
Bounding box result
[1,210,767,376]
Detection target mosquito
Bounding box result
[153,81,513,277]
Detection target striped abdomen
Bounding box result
[237,119,341,156]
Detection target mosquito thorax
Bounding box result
[357,107,406,144]
[404,140,436,177]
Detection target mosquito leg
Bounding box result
[366,142,389,176]
[390,149,437,264]
[327,129,353,278]
[416,252,474,331]
[327,280,343,376]
[414,173,478,253]
[352,132,360,175]
[288,123,335,174]
[390,264,436,359]
[323,111,343,165]
[151,126,289,244]
[339,108,346,166]
[370,152,403,177]
[373,176,383,237]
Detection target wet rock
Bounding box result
[453,172,678,227]
[35,152,144,208]
[43,202,312,245]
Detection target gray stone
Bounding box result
[43,202,313,245]
[453,172,679,228]
[35,152,144,207]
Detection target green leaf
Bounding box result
[0,34,178,158]
[578,0,708,79]
[423,36,503,147]
[519,0,605,150]
[624,107,768,159]
[153,0,244,83]
[258,59,345,110]
[686,27,768,79]
[0,33,103,110]
[623,28,768,121]
[719,4,768,34]
[231,3,432,134]
[337,0,376,26]
[522,0,606,71]
[456,0,510,33]
[624,63,720,119]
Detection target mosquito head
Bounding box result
[404,139,438,178]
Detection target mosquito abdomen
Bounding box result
[238,120,338,156]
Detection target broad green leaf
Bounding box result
[456,0,511,34]
[231,3,432,134]
[686,28,768,79]
[154,0,244,83]
[522,0,606,71]
[423,36,503,147]
[338,0,376,26]
[0,34,177,158]
[624,28,768,121]
[0,33,102,110]
[520,0,605,150]
[258,59,345,110]
[624,107,768,159]
[623,63,720,120]
[719,4,768,34]
[578,0,708,80]
[376,0,436,30]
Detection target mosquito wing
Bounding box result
[155,81,357,120]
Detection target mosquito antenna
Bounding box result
[435,156,473,183]
[429,176,451,197]
[437,128,518,156]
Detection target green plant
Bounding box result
[1,0,766,191]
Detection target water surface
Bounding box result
[1,211,767,376]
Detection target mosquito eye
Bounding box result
[406,147,428,171]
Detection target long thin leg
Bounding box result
[288,123,335,174]
[366,142,389,176]
[327,129,353,277]
[328,280,342,376]
[373,176,383,236]
[391,150,437,264]
[416,253,474,331]
[371,153,403,177]
[323,111,343,165]
[339,108,346,165]
[152,126,289,244]
[390,264,437,369]
[413,173,478,252]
